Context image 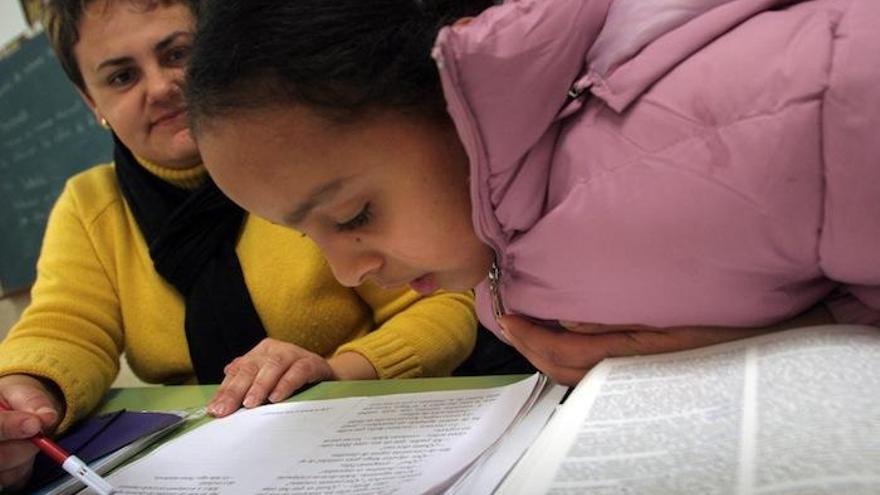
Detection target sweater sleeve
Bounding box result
[0,183,124,432]
[334,285,476,378]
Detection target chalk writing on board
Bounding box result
[0,32,112,293]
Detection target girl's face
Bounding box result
[198,105,494,294]
[74,1,199,168]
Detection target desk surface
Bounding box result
[96,374,530,414]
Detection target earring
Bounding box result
[100,117,110,129]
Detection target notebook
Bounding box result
[26,409,186,495]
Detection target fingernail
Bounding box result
[243,396,256,408]
[21,417,41,436]
[268,393,280,403]
[208,403,225,416]
[35,407,57,418]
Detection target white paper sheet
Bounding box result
[85,374,546,494]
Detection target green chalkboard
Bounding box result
[0,32,112,294]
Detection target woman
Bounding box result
[0,0,476,489]
[186,0,879,384]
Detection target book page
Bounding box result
[742,326,880,494]
[83,374,545,495]
[499,325,880,495]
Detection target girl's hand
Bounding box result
[500,316,799,385]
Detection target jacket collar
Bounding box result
[434,0,789,256]
[434,0,613,253]
[589,0,793,112]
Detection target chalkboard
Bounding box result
[0,32,112,294]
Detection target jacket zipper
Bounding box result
[567,83,587,100]
[488,259,507,320]
[433,37,510,322]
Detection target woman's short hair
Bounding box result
[44,0,200,92]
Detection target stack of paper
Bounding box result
[83,374,566,494]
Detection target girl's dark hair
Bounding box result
[45,0,200,92]
[186,0,496,131]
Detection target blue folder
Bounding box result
[26,409,185,493]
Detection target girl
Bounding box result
[0,0,477,489]
[186,0,880,385]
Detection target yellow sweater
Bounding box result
[0,162,476,431]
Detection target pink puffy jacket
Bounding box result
[433,0,880,337]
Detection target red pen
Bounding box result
[0,402,115,494]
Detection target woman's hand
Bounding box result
[500,305,832,385]
[206,338,378,417]
[207,338,335,417]
[0,374,64,492]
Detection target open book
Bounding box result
[497,324,880,494]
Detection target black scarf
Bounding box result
[113,135,267,383]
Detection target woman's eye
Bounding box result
[164,46,191,66]
[336,203,372,232]
[108,69,136,87]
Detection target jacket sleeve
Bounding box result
[818,0,880,326]
[0,184,124,432]
[334,285,477,378]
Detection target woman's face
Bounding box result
[74,1,198,168]
[198,105,494,294]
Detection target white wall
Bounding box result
[0,1,29,49]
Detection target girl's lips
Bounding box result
[409,273,438,295]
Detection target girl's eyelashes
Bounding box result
[336,202,372,232]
